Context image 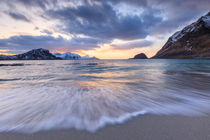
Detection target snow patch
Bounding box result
[202,15,210,27]
[171,31,184,42]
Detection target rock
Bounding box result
[0,63,25,67]
[133,53,148,59]
[153,12,210,59]
[87,63,98,65]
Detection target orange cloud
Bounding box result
[0,50,15,55]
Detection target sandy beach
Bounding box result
[1,114,210,140]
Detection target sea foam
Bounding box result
[0,85,210,133]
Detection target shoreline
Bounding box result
[1,114,210,140]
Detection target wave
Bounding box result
[0,86,210,133]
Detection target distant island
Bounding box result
[0,48,98,60]
[132,53,148,59]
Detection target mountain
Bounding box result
[133,53,148,59]
[0,49,99,60]
[153,12,210,59]
[0,48,60,60]
[80,55,99,60]
[0,55,11,60]
[54,52,99,60]
[54,52,81,60]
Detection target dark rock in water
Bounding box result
[0,63,24,66]
[66,63,81,65]
[0,48,61,60]
[133,53,148,59]
[87,63,98,65]
[153,12,210,59]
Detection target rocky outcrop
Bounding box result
[153,12,210,59]
[0,48,60,60]
[133,53,148,59]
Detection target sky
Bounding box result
[0,0,209,59]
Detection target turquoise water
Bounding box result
[0,59,210,133]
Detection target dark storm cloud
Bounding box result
[2,0,209,36]
[147,0,210,34]
[98,0,148,7]
[48,2,163,40]
[7,12,30,22]
[0,35,103,53]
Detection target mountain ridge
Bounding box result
[153,12,210,59]
[0,48,99,60]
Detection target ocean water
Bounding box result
[0,59,210,133]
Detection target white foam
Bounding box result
[0,86,210,133]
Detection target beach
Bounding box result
[1,114,210,140]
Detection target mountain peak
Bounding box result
[153,12,210,59]
[15,48,58,60]
[201,12,210,28]
[28,48,50,53]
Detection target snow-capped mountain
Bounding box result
[53,52,99,60]
[80,55,99,60]
[54,52,81,60]
[153,12,210,58]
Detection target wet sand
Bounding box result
[1,114,210,140]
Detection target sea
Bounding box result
[0,59,210,133]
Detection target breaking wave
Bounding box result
[0,86,210,133]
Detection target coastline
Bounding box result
[1,114,210,140]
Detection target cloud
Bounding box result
[0,35,104,54]
[48,2,162,40]
[0,0,209,54]
[13,0,58,9]
[7,12,30,22]
[41,29,53,35]
[112,40,153,49]
[34,27,39,30]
